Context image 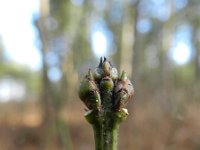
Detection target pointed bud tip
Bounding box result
[98,57,103,67]
[102,59,112,76]
[120,71,128,81]
[86,69,94,80]
[103,57,107,62]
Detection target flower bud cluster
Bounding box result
[78,57,135,111]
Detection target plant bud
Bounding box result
[84,90,101,110]
[102,57,112,76]
[100,77,114,91]
[93,57,103,81]
[94,67,103,81]
[114,71,135,109]
[79,58,135,111]
[87,68,94,81]
[110,68,118,80]
[120,71,127,81]
[114,90,128,109]
[115,108,129,122]
[78,69,101,109]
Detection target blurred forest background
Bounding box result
[0,0,200,150]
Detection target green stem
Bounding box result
[103,113,120,150]
[85,109,128,150]
[92,123,103,150]
[85,110,103,150]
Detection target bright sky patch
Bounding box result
[91,31,107,57]
[0,0,41,71]
[172,41,191,65]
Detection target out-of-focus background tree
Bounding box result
[0,0,200,150]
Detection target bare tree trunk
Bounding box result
[131,1,140,81]
[115,23,123,72]
[193,22,200,80]
[35,18,54,125]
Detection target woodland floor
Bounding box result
[0,100,200,150]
